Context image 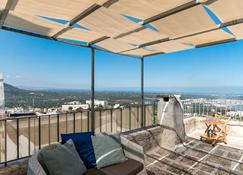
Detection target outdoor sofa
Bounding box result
[27,133,146,175]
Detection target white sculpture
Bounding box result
[157,95,186,150]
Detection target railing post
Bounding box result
[91,48,95,133]
[87,111,90,131]
[38,116,41,150]
[144,105,146,126]
[137,106,139,128]
[81,111,83,131]
[129,106,131,130]
[48,115,50,145]
[73,112,76,133]
[141,57,144,127]
[4,120,7,167]
[110,109,113,133]
[192,102,194,114]
[28,117,31,156]
[153,103,156,125]
[16,118,20,159]
[120,108,123,132]
[57,114,60,142]
[65,112,68,133]
[99,110,102,133]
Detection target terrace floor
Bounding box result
[145,137,243,175]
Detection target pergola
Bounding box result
[0,0,242,132]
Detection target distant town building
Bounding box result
[113,104,120,109]
[62,103,89,111]
[0,73,4,112]
[86,100,108,107]
[65,101,81,105]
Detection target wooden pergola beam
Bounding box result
[0,0,18,28]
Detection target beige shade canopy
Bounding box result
[96,38,135,53]
[149,40,193,53]
[78,7,142,38]
[151,5,217,39]
[116,28,168,46]
[4,11,64,36]
[122,48,160,57]
[57,28,104,43]
[122,40,193,57]
[0,0,242,57]
[228,23,243,40]
[206,0,243,23]
[108,0,194,20]
[9,0,109,21]
[177,29,235,47]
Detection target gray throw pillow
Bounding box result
[39,139,87,175]
[91,133,127,169]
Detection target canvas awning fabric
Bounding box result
[206,0,243,23]
[107,0,194,21]
[227,24,243,40]
[151,5,217,39]
[177,29,235,47]
[0,0,242,57]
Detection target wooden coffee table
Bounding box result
[200,118,229,146]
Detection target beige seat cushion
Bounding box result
[84,159,143,175]
[101,159,143,175]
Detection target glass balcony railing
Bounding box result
[182,99,243,121]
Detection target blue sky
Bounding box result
[1,29,243,91]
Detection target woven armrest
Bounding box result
[27,153,47,175]
[121,136,145,164]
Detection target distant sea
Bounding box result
[144,87,243,95]
[19,85,243,96]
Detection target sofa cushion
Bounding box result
[39,140,87,175]
[61,132,96,168]
[84,168,106,175]
[91,133,127,168]
[85,159,143,175]
[37,144,59,174]
[101,158,144,175]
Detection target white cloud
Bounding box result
[15,75,22,79]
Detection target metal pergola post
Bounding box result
[91,48,95,132]
[141,57,145,127]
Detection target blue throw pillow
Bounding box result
[61,132,96,168]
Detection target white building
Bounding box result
[113,104,120,109]
[0,73,4,112]
[62,104,89,111]
[65,101,81,105]
[86,100,108,107]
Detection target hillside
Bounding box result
[4,83,90,108]
[5,83,237,109]
[4,83,29,96]
[3,84,142,108]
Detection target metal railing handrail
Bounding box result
[0,103,157,167]
[0,104,156,121]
